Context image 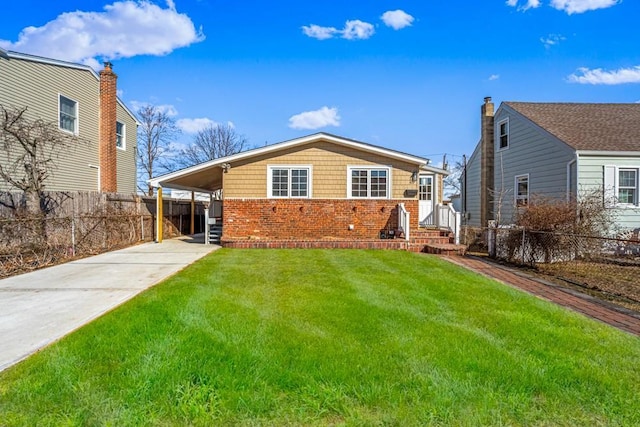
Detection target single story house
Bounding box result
[150,132,456,247]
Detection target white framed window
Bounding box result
[59,94,78,134]
[498,118,509,150]
[267,166,312,198]
[515,174,529,207]
[604,165,640,207]
[347,166,391,199]
[116,121,125,150]
[618,169,637,205]
[419,176,432,201]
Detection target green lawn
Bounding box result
[1,249,639,426]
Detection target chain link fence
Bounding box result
[461,226,640,311]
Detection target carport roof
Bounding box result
[149,132,435,192]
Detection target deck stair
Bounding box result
[409,228,466,256]
[209,224,223,245]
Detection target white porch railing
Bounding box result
[398,203,410,241]
[435,203,461,245]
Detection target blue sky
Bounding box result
[1,0,639,165]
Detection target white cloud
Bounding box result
[505,0,541,11]
[0,1,204,68]
[550,0,620,14]
[288,106,340,130]
[176,117,216,134]
[489,74,500,81]
[301,24,339,40]
[302,19,374,40]
[540,33,566,48]
[342,20,375,40]
[568,66,640,85]
[381,10,414,30]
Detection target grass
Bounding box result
[1,249,639,426]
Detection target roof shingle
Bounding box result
[504,102,640,152]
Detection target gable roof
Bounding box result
[2,50,140,125]
[150,132,440,191]
[503,102,640,152]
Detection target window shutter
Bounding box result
[603,165,617,208]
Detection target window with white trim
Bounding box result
[618,168,638,205]
[348,167,390,198]
[59,95,78,134]
[419,176,432,201]
[604,165,640,207]
[268,166,311,198]
[515,174,529,207]
[116,121,125,149]
[498,119,509,149]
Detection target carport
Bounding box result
[149,160,227,243]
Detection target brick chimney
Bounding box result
[480,96,495,227]
[99,61,118,192]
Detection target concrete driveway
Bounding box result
[0,234,217,372]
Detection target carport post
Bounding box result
[156,187,163,243]
[190,191,195,235]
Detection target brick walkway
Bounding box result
[443,255,640,336]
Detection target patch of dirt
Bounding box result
[530,261,640,314]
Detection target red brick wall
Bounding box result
[99,62,118,192]
[222,199,418,240]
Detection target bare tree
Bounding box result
[0,105,78,215]
[136,105,181,196]
[175,123,248,169]
[443,159,464,198]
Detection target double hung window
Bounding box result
[618,169,638,205]
[116,121,125,149]
[498,119,509,149]
[59,95,78,134]
[515,174,529,207]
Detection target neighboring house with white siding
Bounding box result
[462,97,640,232]
[0,48,138,193]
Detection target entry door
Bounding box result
[418,175,434,225]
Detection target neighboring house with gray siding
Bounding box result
[462,98,640,232]
[0,48,138,193]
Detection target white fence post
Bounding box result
[454,211,461,245]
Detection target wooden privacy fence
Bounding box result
[0,191,207,278]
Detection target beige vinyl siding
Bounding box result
[578,154,640,230]
[0,56,99,191]
[224,141,418,199]
[463,144,482,226]
[116,103,137,193]
[493,107,575,224]
[1,55,138,193]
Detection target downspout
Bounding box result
[567,153,577,202]
[462,154,467,224]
